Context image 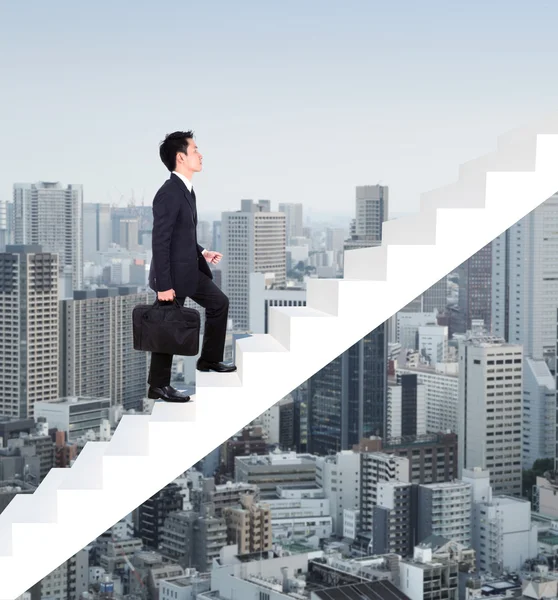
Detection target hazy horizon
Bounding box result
[2,1,558,217]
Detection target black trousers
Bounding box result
[148,271,229,388]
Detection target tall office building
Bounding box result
[522,357,555,468]
[60,286,150,410]
[31,549,89,600]
[400,275,448,315]
[0,200,8,251]
[315,451,361,538]
[278,202,303,244]
[119,218,139,252]
[307,324,387,454]
[359,452,409,534]
[197,220,211,250]
[138,483,184,549]
[13,182,83,291]
[456,242,492,334]
[458,331,523,496]
[221,199,286,331]
[160,506,227,572]
[386,374,426,439]
[355,185,388,238]
[396,364,459,434]
[463,467,538,573]
[309,188,388,454]
[325,228,346,253]
[0,245,59,418]
[373,481,416,557]
[493,194,558,364]
[356,433,458,485]
[421,275,448,314]
[223,494,272,554]
[83,203,111,262]
[417,481,472,546]
[344,185,388,250]
[212,220,222,253]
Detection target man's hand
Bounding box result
[158,289,175,301]
[202,249,223,265]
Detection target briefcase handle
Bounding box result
[151,297,182,308]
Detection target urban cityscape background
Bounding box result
[1,181,558,600]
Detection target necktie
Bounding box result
[190,187,198,226]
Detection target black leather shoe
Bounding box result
[196,359,237,373]
[148,385,191,402]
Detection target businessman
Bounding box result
[147,130,236,403]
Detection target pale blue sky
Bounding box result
[1,0,557,222]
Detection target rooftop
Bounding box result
[165,573,210,587]
[314,580,411,600]
[423,481,470,491]
[35,396,111,406]
[237,451,317,467]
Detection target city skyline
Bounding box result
[2,185,558,596]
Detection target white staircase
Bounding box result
[2,116,558,598]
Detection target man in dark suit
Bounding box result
[147,130,236,403]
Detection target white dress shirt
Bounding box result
[172,171,206,254]
[172,170,193,192]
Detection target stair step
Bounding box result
[267,307,333,352]
[381,209,438,246]
[5,522,61,561]
[0,470,67,556]
[305,278,388,317]
[420,126,558,214]
[104,415,151,457]
[195,369,243,388]
[234,334,289,385]
[149,398,198,422]
[343,245,388,280]
[0,468,66,528]
[58,442,109,491]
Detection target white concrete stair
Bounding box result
[1,117,558,599]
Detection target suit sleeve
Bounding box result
[197,243,205,253]
[152,190,180,291]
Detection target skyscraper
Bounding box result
[457,242,492,334]
[278,202,303,244]
[138,483,184,549]
[60,286,150,409]
[400,275,448,315]
[307,187,389,455]
[344,185,388,250]
[493,194,558,364]
[119,218,139,252]
[0,245,59,418]
[13,182,83,291]
[221,199,286,331]
[212,220,222,253]
[307,324,387,454]
[386,373,426,439]
[458,331,523,496]
[83,202,111,262]
[0,200,7,252]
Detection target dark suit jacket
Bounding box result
[148,173,213,297]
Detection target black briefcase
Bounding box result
[132,298,201,356]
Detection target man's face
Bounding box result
[177,138,203,172]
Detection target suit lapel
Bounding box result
[170,173,197,225]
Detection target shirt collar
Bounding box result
[172,171,193,192]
